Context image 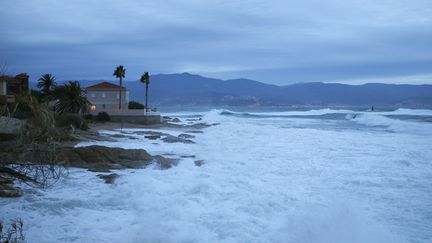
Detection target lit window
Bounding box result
[90,105,96,110]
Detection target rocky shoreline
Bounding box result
[0,117,215,197]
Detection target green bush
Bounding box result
[56,113,88,130]
[83,114,94,120]
[128,101,144,109]
[96,112,110,122]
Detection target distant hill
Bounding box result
[30,73,432,108]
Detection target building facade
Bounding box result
[0,73,30,103]
[84,81,129,114]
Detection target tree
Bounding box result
[128,101,144,109]
[113,65,126,110]
[37,74,57,97]
[54,81,89,114]
[140,72,150,112]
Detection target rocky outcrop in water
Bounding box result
[0,145,176,172]
[0,144,178,197]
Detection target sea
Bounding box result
[1,108,432,243]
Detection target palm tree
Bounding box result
[113,65,126,110]
[37,73,57,97]
[54,81,90,114]
[140,72,150,112]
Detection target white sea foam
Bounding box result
[1,109,431,243]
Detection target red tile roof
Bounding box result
[85,81,126,91]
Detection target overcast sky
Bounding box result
[1,0,431,85]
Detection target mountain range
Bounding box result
[31,73,432,108]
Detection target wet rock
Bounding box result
[178,133,195,139]
[153,155,178,169]
[110,134,137,140]
[162,135,195,144]
[180,155,196,158]
[0,145,151,172]
[97,173,119,184]
[145,135,160,140]
[72,130,116,142]
[132,130,168,136]
[186,118,202,121]
[185,130,204,134]
[171,118,181,123]
[194,160,205,167]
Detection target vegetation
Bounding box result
[18,94,58,143]
[128,101,144,109]
[53,81,89,114]
[96,111,111,122]
[0,219,25,243]
[113,65,126,110]
[3,93,68,189]
[56,113,89,130]
[37,73,57,99]
[140,72,150,112]
[83,114,94,120]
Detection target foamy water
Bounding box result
[1,109,432,243]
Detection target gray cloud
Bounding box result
[1,0,431,84]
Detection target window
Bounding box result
[90,92,96,98]
[102,104,106,109]
[90,105,96,110]
[102,92,106,98]
[116,93,119,100]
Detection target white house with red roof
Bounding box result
[84,81,160,124]
[84,81,129,113]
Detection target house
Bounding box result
[84,81,129,114]
[0,73,29,103]
[85,81,161,124]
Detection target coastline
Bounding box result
[0,117,212,197]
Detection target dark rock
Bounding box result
[171,118,181,122]
[178,133,195,139]
[110,134,137,140]
[194,160,205,167]
[161,135,195,144]
[180,155,196,158]
[162,153,176,156]
[145,135,160,140]
[97,173,119,184]
[132,130,169,137]
[185,130,204,134]
[88,168,112,173]
[186,118,202,121]
[0,145,153,171]
[153,155,178,169]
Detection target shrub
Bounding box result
[128,101,144,109]
[0,219,25,243]
[83,114,94,120]
[96,112,110,122]
[56,113,88,130]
